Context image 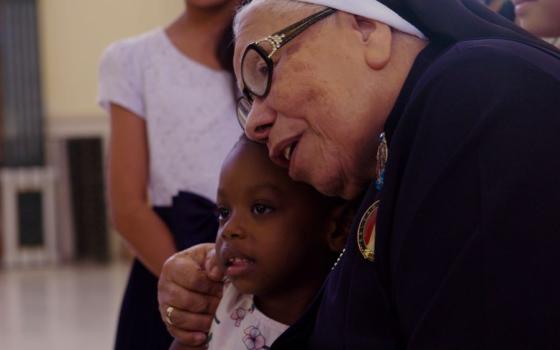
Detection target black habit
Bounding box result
[271,1,560,349]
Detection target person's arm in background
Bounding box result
[108,103,177,276]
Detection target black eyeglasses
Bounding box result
[236,7,337,129]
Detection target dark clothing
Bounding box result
[114,191,218,350]
[114,259,172,350]
[272,39,560,349]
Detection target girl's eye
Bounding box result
[252,203,273,215]
[217,207,230,221]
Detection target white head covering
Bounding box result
[297,0,426,39]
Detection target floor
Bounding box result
[0,262,130,350]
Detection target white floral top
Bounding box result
[207,282,289,350]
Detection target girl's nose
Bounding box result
[222,230,243,240]
[220,213,247,240]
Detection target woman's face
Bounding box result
[513,0,560,37]
[234,8,386,199]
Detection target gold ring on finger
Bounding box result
[166,306,175,326]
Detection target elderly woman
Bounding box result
[158,0,560,349]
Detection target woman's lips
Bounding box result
[287,142,300,179]
[269,135,301,169]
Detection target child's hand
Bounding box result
[158,243,223,347]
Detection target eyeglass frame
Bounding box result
[237,7,337,128]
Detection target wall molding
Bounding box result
[46,116,109,140]
[44,116,121,262]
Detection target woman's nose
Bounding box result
[244,99,276,143]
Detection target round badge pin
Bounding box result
[357,200,379,261]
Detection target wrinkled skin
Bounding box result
[233,6,400,200]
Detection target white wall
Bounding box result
[38,0,183,121]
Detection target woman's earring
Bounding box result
[375,132,388,191]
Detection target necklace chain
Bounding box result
[331,248,346,271]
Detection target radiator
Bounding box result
[1,167,57,266]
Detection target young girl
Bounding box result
[98,0,240,348]
[171,137,352,350]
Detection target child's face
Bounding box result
[215,141,337,297]
[514,0,560,37]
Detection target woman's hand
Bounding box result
[158,243,224,347]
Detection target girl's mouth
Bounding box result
[224,256,255,277]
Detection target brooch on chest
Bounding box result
[357,200,379,261]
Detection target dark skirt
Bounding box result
[114,191,218,350]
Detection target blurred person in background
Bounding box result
[513,0,560,46]
[97,0,240,348]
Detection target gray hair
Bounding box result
[233,0,325,39]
